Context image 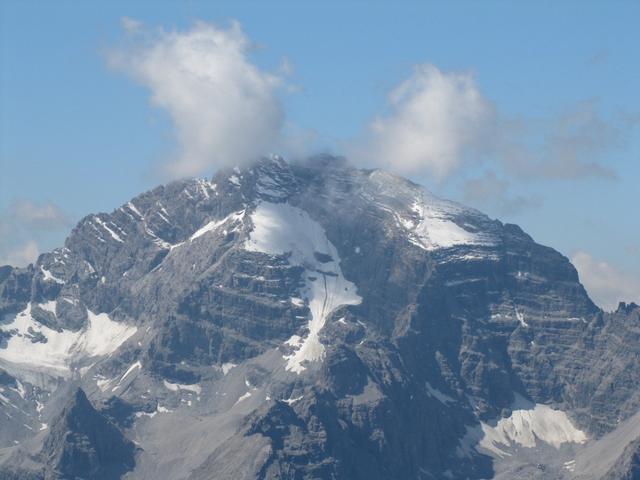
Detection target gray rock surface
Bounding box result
[603,439,640,480]
[0,156,638,479]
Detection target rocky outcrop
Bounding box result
[603,438,640,480]
[39,388,136,479]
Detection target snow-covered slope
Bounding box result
[0,303,136,376]
[396,193,498,251]
[245,201,361,373]
[460,396,588,458]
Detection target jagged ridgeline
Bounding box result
[0,156,639,479]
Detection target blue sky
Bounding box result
[1,0,639,309]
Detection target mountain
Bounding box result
[0,156,638,479]
[0,387,136,480]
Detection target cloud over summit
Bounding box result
[109,20,635,191]
[356,64,494,180]
[110,20,287,178]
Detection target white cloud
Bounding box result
[0,201,69,267]
[572,251,640,311]
[351,64,636,198]
[0,240,39,267]
[121,17,143,34]
[354,64,494,180]
[497,101,620,181]
[110,20,286,178]
[10,200,69,228]
[462,171,542,216]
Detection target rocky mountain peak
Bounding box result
[616,302,639,315]
[38,387,136,479]
[0,156,639,479]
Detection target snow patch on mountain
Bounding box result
[245,202,361,373]
[38,300,57,314]
[0,303,137,376]
[189,210,245,241]
[115,361,142,389]
[220,362,237,375]
[194,178,216,199]
[234,391,252,406]
[163,380,201,394]
[40,266,64,284]
[290,297,305,307]
[94,216,125,243]
[460,397,587,458]
[396,194,497,251]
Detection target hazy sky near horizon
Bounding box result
[1,1,639,310]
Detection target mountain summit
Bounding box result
[1,156,639,479]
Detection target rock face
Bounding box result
[0,388,136,480]
[602,438,640,480]
[0,156,638,479]
[40,387,137,479]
